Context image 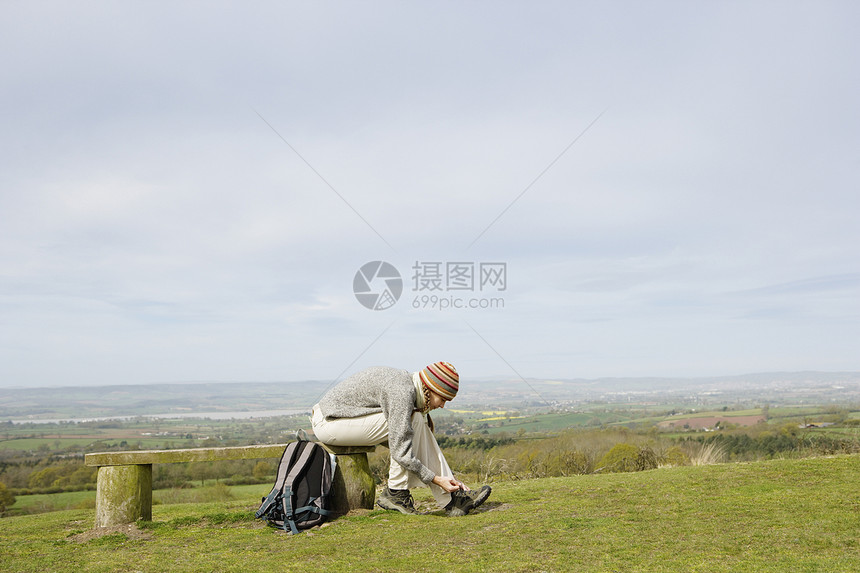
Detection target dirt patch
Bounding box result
[69,523,154,543]
[476,501,511,513]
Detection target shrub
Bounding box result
[206,482,234,502]
[543,450,592,476]
[0,481,15,515]
[598,443,639,473]
[635,446,658,471]
[662,445,690,467]
[27,467,62,489]
[252,461,273,480]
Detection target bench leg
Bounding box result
[330,453,376,515]
[95,464,152,527]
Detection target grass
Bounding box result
[9,483,265,516]
[10,489,96,512]
[688,441,727,465]
[2,455,859,572]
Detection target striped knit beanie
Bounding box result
[419,361,459,401]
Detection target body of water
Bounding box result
[8,408,311,424]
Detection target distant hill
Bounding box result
[459,370,860,406]
[0,380,329,421]
[2,371,859,421]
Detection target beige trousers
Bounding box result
[311,405,453,507]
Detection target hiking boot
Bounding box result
[376,487,421,515]
[445,485,492,517]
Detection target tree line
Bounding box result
[3,418,858,517]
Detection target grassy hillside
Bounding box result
[2,455,858,572]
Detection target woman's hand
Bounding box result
[432,475,471,493]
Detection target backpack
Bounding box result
[255,437,334,534]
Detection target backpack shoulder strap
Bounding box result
[281,441,321,534]
[292,445,334,519]
[255,441,300,519]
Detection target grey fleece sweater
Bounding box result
[317,366,435,484]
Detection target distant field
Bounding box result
[669,408,763,418]
[767,406,828,417]
[810,426,860,437]
[658,414,765,430]
[478,411,613,433]
[0,437,175,451]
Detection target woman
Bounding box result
[311,361,491,516]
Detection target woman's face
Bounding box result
[427,390,448,411]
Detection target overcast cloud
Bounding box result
[1,1,859,388]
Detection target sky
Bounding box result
[1,1,859,388]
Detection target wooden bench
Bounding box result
[84,443,377,527]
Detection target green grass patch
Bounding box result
[1,455,859,572]
[479,411,616,433]
[10,489,96,513]
[11,484,270,516]
[767,406,829,418]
